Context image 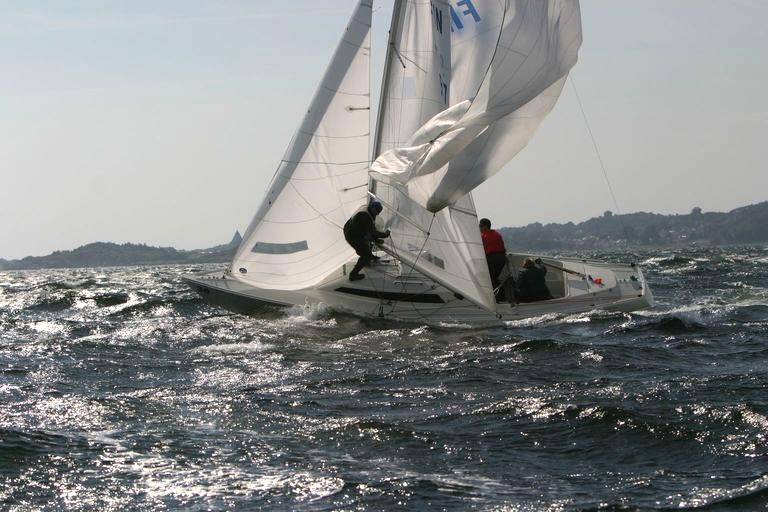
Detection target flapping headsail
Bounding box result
[372,0,582,313]
[372,0,582,212]
[373,183,494,311]
[372,0,496,311]
[231,1,372,290]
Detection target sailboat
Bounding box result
[183,0,653,324]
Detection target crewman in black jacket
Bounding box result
[343,201,390,281]
[516,257,553,302]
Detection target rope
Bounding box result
[385,231,459,321]
[569,74,635,248]
[398,214,436,292]
[569,74,623,216]
[373,214,438,318]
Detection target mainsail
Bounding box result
[371,0,582,312]
[231,1,372,290]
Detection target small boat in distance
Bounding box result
[184,0,653,324]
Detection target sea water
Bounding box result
[1,247,767,511]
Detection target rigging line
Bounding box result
[287,181,345,230]
[399,214,436,295]
[467,0,511,107]
[372,213,436,316]
[391,43,407,69]
[362,245,386,316]
[569,74,623,216]
[378,223,443,317]
[343,183,368,192]
[367,243,439,319]
[381,229,419,316]
[386,10,426,72]
[379,237,402,317]
[367,191,430,235]
[391,43,428,73]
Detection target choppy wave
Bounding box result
[1,248,768,510]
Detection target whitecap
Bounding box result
[190,341,275,355]
[580,350,603,363]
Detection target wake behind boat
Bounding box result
[184,0,654,323]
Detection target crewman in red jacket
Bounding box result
[479,218,507,294]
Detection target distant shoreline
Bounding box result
[2,202,766,271]
[3,243,766,274]
[499,201,768,253]
[0,232,242,272]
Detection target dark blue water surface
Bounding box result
[2,247,768,511]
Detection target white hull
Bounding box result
[184,253,653,325]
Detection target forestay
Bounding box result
[372,0,582,212]
[371,0,497,311]
[231,1,372,290]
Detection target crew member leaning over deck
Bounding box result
[343,201,390,282]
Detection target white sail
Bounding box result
[372,0,582,212]
[372,0,496,311]
[374,184,494,310]
[231,1,372,290]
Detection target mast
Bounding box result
[371,0,405,163]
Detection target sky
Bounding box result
[1,1,767,259]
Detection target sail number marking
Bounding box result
[450,0,481,32]
[431,2,445,34]
[431,2,452,106]
[432,0,481,33]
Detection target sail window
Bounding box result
[422,252,445,269]
[251,241,309,254]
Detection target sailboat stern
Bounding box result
[498,254,655,318]
[601,260,655,312]
[633,263,655,309]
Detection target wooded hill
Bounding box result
[500,202,768,250]
[0,232,242,271]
